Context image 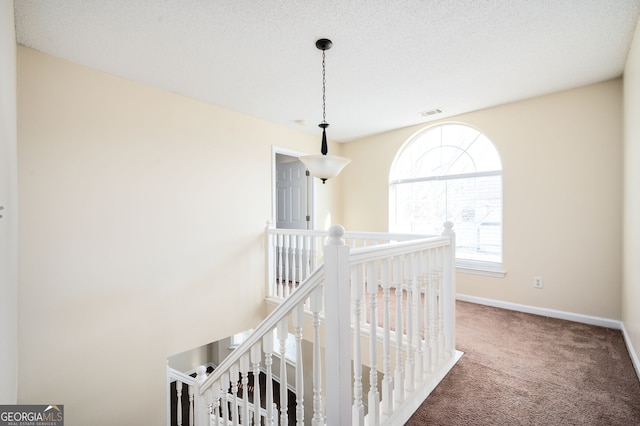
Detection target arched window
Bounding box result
[389,123,502,269]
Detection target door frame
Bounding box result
[272,146,315,230]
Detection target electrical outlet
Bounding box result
[533,276,543,289]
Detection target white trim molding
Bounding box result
[457,265,506,278]
[456,294,622,330]
[621,323,640,383]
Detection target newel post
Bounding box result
[194,365,208,426]
[323,224,352,425]
[442,221,456,355]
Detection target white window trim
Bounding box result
[390,123,504,272]
[389,169,502,185]
[456,259,506,278]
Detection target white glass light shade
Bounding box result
[299,154,351,182]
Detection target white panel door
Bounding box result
[276,160,309,229]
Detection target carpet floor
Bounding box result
[406,301,640,425]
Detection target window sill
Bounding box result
[456,261,506,278]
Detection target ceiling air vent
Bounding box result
[419,108,443,117]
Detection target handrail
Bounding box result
[199,264,326,394]
[344,230,435,241]
[350,235,450,264]
[193,223,457,425]
[168,367,197,386]
[268,226,435,242]
[201,231,447,394]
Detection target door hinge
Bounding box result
[306,215,311,222]
[306,170,310,177]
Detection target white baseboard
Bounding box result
[455,294,622,330]
[621,323,640,383]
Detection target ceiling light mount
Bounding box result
[300,38,350,184]
[315,38,333,51]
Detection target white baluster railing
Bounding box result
[168,368,197,426]
[343,221,459,425]
[188,223,459,426]
[266,222,435,302]
[169,365,279,426]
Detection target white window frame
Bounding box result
[389,123,505,277]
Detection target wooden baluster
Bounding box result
[405,254,415,393]
[188,383,195,426]
[294,304,305,425]
[230,365,240,426]
[240,355,250,426]
[431,249,440,364]
[438,266,446,359]
[296,235,303,285]
[221,392,229,425]
[220,373,230,425]
[394,257,405,404]
[432,247,440,362]
[310,235,318,271]
[273,403,280,426]
[211,381,221,426]
[290,234,297,292]
[263,332,275,426]
[277,234,284,298]
[424,249,432,359]
[424,250,434,373]
[302,235,311,310]
[284,235,291,298]
[381,258,394,418]
[310,287,325,426]
[352,265,365,426]
[278,319,289,426]
[303,235,311,280]
[431,251,439,369]
[176,380,183,426]
[251,343,262,426]
[414,252,424,382]
[367,261,380,425]
[434,247,443,360]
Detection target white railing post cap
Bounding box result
[442,221,454,235]
[195,365,207,385]
[328,224,345,244]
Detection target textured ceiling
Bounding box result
[14,0,640,142]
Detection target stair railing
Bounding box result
[194,222,458,426]
[169,365,279,426]
[266,223,433,300]
[196,264,326,425]
[168,368,196,426]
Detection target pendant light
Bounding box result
[300,39,351,184]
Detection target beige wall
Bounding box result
[623,19,640,374]
[14,22,638,423]
[17,46,342,425]
[342,79,623,320]
[0,1,18,404]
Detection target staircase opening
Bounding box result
[168,331,297,426]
